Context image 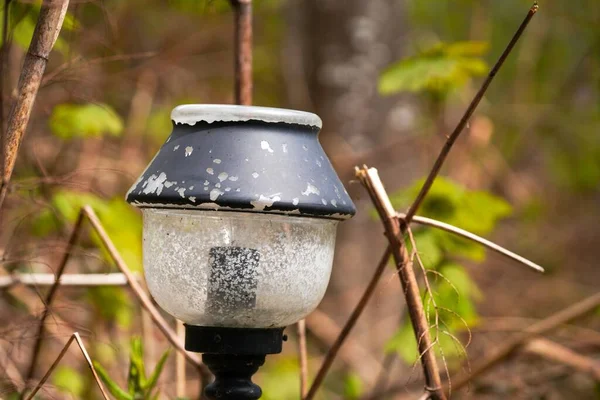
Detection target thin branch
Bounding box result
[297,319,308,399]
[524,338,600,381]
[303,247,391,399]
[176,320,187,399]
[0,0,71,212]
[82,206,211,381]
[447,291,600,394]
[403,2,539,223]
[24,332,110,400]
[356,166,445,400]
[0,272,138,288]
[22,208,85,389]
[369,291,600,399]
[229,0,252,105]
[398,212,544,273]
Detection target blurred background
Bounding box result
[0,0,599,399]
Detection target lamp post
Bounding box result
[126,104,355,399]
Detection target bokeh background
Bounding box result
[1,0,599,399]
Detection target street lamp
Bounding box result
[126,104,355,399]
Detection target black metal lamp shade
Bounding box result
[126,105,355,220]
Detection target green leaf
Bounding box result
[379,41,489,96]
[343,373,364,399]
[128,337,146,394]
[87,286,133,328]
[49,103,124,140]
[385,320,419,363]
[1,1,78,53]
[408,230,443,268]
[94,361,133,400]
[143,348,171,393]
[258,357,301,400]
[31,190,143,273]
[52,366,85,397]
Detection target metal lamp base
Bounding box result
[185,325,285,400]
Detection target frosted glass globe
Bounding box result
[142,209,337,328]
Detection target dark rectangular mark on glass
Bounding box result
[207,246,260,314]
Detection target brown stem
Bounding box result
[297,319,309,398]
[447,291,600,394]
[303,247,391,400]
[22,209,85,392]
[24,332,110,400]
[368,291,600,399]
[404,2,539,223]
[0,0,11,145]
[0,0,70,212]
[229,0,252,105]
[357,167,445,400]
[524,338,600,381]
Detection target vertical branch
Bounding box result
[229,0,252,105]
[176,320,187,399]
[356,167,445,400]
[297,319,308,398]
[0,0,70,211]
[22,208,85,390]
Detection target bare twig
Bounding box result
[303,247,391,399]
[229,0,252,105]
[368,291,600,399]
[524,338,600,381]
[176,320,186,399]
[22,209,85,389]
[398,212,544,273]
[403,2,539,223]
[297,319,308,398]
[305,308,384,387]
[82,206,211,382]
[447,291,600,394]
[0,0,71,211]
[0,272,138,288]
[356,167,445,400]
[24,332,110,400]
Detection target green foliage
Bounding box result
[94,337,171,400]
[32,190,143,272]
[52,366,86,397]
[343,372,364,399]
[258,357,300,400]
[379,41,489,96]
[0,1,78,53]
[50,103,124,140]
[384,177,511,364]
